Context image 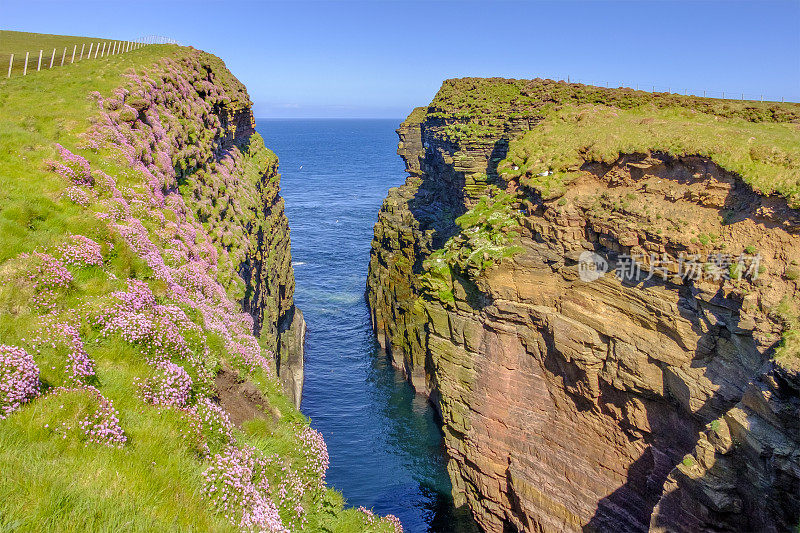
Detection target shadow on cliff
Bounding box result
[564,282,762,532]
[572,279,767,533]
[576,155,799,532]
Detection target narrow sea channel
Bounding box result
[258,119,472,532]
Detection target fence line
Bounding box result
[5,35,179,79]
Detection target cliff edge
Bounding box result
[367,78,800,532]
[0,40,398,532]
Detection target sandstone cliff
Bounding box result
[367,79,800,532]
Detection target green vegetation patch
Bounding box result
[421,189,523,304]
[498,105,800,207]
[428,77,800,124]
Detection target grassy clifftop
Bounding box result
[428,77,800,124]
[0,40,399,532]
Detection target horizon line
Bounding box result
[255,116,406,120]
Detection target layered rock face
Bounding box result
[367,79,800,531]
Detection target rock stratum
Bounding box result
[367,78,800,532]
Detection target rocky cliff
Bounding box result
[118,51,306,405]
[367,79,800,532]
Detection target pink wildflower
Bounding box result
[58,235,103,267]
[202,445,287,533]
[50,385,126,447]
[30,318,95,384]
[137,361,192,407]
[0,345,40,419]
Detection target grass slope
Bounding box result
[500,105,800,206]
[0,30,126,77]
[0,42,393,532]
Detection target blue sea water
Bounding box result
[257,119,471,532]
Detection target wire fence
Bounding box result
[5,35,180,79]
[556,74,795,104]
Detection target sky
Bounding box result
[1,0,798,118]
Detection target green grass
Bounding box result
[0,43,238,530]
[0,30,130,77]
[0,38,393,532]
[773,297,800,371]
[428,77,800,126]
[0,360,235,532]
[498,105,800,207]
[0,43,180,263]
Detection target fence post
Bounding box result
[101,42,105,58]
[79,44,84,61]
[24,52,28,75]
[62,47,67,66]
[88,43,93,60]
[7,54,12,78]
[722,91,725,99]
[95,42,99,59]
[37,50,42,71]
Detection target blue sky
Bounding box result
[2,0,798,118]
